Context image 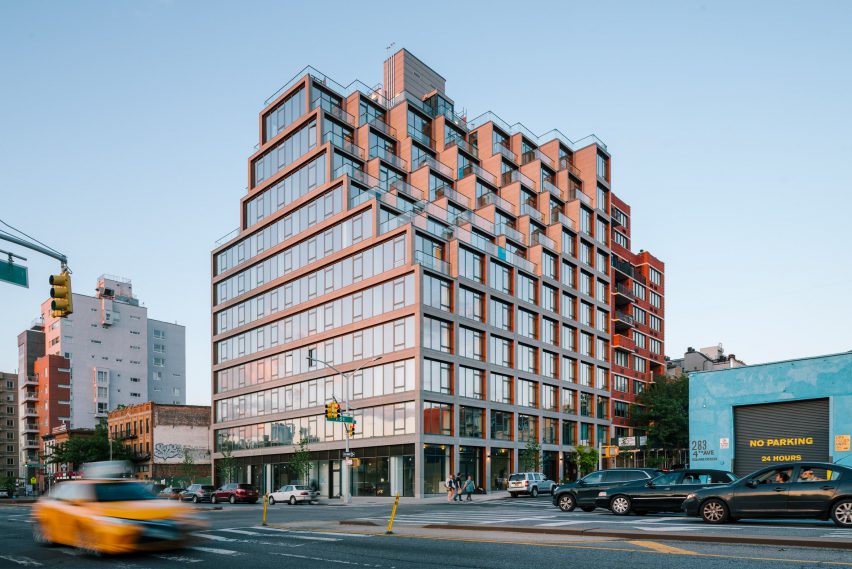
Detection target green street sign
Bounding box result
[0,259,28,288]
[339,416,355,424]
[26,463,46,468]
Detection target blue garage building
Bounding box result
[689,352,852,476]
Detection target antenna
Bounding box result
[386,42,396,58]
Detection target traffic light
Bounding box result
[49,271,73,318]
[603,445,619,458]
[347,422,356,438]
[325,401,340,420]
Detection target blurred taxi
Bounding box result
[32,478,207,555]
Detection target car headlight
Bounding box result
[685,493,696,500]
[598,491,607,497]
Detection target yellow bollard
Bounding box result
[262,493,268,526]
[385,492,400,535]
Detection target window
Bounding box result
[459,407,484,438]
[614,401,629,418]
[459,287,483,322]
[153,357,165,367]
[518,414,538,442]
[561,293,576,319]
[596,186,608,212]
[633,281,646,300]
[649,268,662,286]
[517,379,537,408]
[423,402,452,435]
[649,291,662,309]
[633,306,646,325]
[459,327,484,361]
[579,363,593,387]
[516,273,536,304]
[517,309,537,339]
[423,275,451,312]
[633,331,646,350]
[489,373,513,404]
[542,285,557,312]
[459,248,483,282]
[561,325,576,351]
[580,207,592,235]
[649,338,662,355]
[459,367,484,399]
[580,332,593,357]
[634,356,647,373]
[613,230,628,248]
[489,336,512,368]
[634,380,646,395]
[613,375,629,393]
[561,262,575,288]
[649,314,662,332]
[541,384,557,411]
[596,338,609,362]
[517,344,537,374]
[491,410,513,441]
[596,308,609,333]
[543,417,558,444]
[542,318,557,345]
[490,298,512,331]
[562,357,576,383]
[423,359,451,394]
[580,393,593,417]
[422,317,452,353]
[613,350,629,368]
[597,153,608,180]
[542,351,557,379]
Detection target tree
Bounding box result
[575,445,599,477]
[179,448,196,486]
[1,475,16,497]
[631,374,689,449]
[48,420,133,468]
[519,440,541,472]
[286,437,312,484]
[216,441,239,484]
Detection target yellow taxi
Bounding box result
[32,478,208,555]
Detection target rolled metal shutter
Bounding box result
[733,398,829,477]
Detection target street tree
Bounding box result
[574,445,599,477]
[216,441,239,484]
[180,448,196,486]
[631,374,689,449]
[519,440,541,472]
[287,437,312,484]
[48,419,133,468]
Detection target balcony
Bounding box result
[367,117,397,138]
[540,178,562,199]
[386,178,424,202]
[531,231,557,251]
[551,208,575,230]
[415,250,451,275]
[23,392,38,402]
[310,97,356,127]
[614,311,634,332]
[519,202,543,223]
[369,146,408,171]
[612,257,635,280]
[613,333,636,352]
[23,407,38,418]
[501,169,535,190]
[323,131,364,160]
[477,192,517,216]
[408,128,435,149]
[495,222,526,245]
[22,422,39,433]
[434,186,470,209]
[23,438,40,449]
[22,375,38,387]
[459,163,498,187]
[493,143,517,163]
[559,155,582,178]
[521,148,556,170]
[569,188,592,206]
[614,282,635,305]
[445,135,478,158]
[412,154,453,178]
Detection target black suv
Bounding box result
[552,468,663,512]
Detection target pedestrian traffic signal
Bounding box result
[325,401,340,420]
[49,271,73,318]
[347,422,356,438]
[603,445,619,458]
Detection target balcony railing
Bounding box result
[531,231,557,251]
[614,282,636,300]
[495,222,526,244]
[415,250,451,275]
[445,135,478,158]
[408,127,435,149]
[454,225,536,273]
[520,202,543,223]
[368,117,397,138]
[214,228,239,247]
[459,163,498,186]
[412,154,453,178]
[386,178,424,201]
[22,423,39,433]
[264,65,389,109]
[477,191,517,215]
[569,188,592,206]
[369,146,408,171]
[500,169,536,190]
[559,155,583,178]
[322,131,364,160]
[493,143,517,163]
[614,311,634,326]
[521,148,556,170]
[23,392,38,402]
[612,257,635,278]
[23,408,38,417]
[310,97,356,127]
[551,208,575,230]
[434,186,471,209]
[21,375,38,386]
[541,178,562,199]
[468,111,609,152]
[334,164,381,190]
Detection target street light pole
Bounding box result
[308,355,382,504]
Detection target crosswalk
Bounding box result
[355,503,560,526]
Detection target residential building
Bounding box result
[609,194,666,441]
[17,321,45,481]
[107,402,211,481]
[1,371,18,480]
[19,275,186,479]
[210,49,663,497]
[668,344,746,376]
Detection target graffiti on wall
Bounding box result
[153,443,210,464]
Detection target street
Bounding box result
[3,495,852,568]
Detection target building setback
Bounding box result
[668,344,745,376]
[210,49,665,497]
[107,403,211,481]
[1,371,18,480]
[19,275,186,480]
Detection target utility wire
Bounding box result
[0,218,63,256]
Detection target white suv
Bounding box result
[508,472,556,498]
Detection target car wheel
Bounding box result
[831,499,852,528]
[610,495,631,516]
[193,496,199,504]
[211,496,217,504]
[32,521,53,546]
[510,492,519,498]
[558,493,576,512]
[530,487,539,498]
[700,499,729,524]
[268,496,276,505]
[289,496,297,505]
[229,495,236,504]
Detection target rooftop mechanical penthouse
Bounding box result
[211,49,664,498]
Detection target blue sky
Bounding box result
[1,1,850,405]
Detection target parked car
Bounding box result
[143,483,166,497]
[507,472,557,498]
[157,486,185,500]
[552,468,663,512]
[31,480,207,555]
[683,462,852,527]
[181,484,216,503]
[269,484,316,505]
[595,469,737,515]
[211,483,259,504]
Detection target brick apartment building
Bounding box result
[1,371,18,481]
[210,49,665,498]
[107,402,211,481]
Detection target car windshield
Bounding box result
[94,482,157,502]
[294,485,309,490]
[508,474,525,481]
[237,484,255,490]
[201,485,215,490]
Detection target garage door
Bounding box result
[733,398,829,477]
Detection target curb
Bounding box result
[422,524,852,550]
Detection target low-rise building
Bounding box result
[667,344,745,376]
[42,426,95,489]
[107,402,211,482]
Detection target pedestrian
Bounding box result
[454,473,463,501]
[445,474,455,502]
[464,475,475,501]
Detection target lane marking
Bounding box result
[154,554,204,563]
[190,546,241,555]
[628,540,697,555]
[270,552,390,567]
[0,555,42,567]
[218,528,265,536]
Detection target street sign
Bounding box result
[618,436,636,447]
[0,259,28,288]
[339,415,356,424]
[26,463,46,468]
[638,436,648,446]
[342,451,356,458]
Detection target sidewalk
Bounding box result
[320,492,509,506]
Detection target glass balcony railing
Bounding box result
[521,148,556,170]
[550,209,575,230]
[386,178,424,201]
[265,65,389,109]
[495,222,526,244]
[408,127,435,149]
[434,185,471,209]
[467,111,609,152]
[334,163,380,190]
[520,202,543,223]
[531,231,557,250]
[477,192,517,216]
[541,178,562,199]
[500,169,535,190]
[612,257,635,278]
[459,163,498,186]
[310,97,356,127]
[493,143,517,163]
[367,117,397,138]
[569,188,592,206]
[445,135,479,158]
[369,146,408,171]
[559,155,582,178]
[412,154,453,178]
[323,131,364,159]
[454,225,536,273]
[415,250,451,275]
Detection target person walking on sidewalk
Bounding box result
[445,474,455,502]
[454,473,463,502]
[464,475,475,501]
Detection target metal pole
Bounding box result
[0,233,67,265]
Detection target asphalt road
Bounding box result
[1,496,852,568]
